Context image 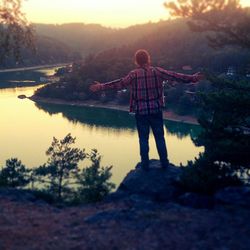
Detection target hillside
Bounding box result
[34,19,250,72]
[34,21,169,57]
[0,161,249,250]
[1,35,79,69]
[3,19,249,71]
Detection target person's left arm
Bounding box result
[155,67,204,84]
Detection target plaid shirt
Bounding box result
[100,66,198,115]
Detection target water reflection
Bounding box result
[0,69,204,186]
[0,67,58,88]
[35,102,136,130]
[35,101,201,139]
[165,120,201,140]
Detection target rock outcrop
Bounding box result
[115,160,182,202]
[215,186,250,208]
[1,160,250,250]
[107,160,250,210]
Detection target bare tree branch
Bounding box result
[164,0,250,49]
[0,0,35,63]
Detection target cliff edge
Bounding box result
[0,160,249,250]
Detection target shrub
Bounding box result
[179,153,243,195]
[76,149,115,203]
[1,135,116,205]
[31,189,55,204]
[35,133,86,201]
[0,158,30,188]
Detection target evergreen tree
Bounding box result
[164,0,250,48]
[76,149,115,203]
[165,0,250,190]
[0,158,30,188]
[0,0,34,63]
[35,134,86,200]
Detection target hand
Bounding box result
[89,81,102,92]
[193,72,205,82]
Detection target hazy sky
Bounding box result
[23,0,250,28]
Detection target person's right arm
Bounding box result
[90,71,135,92]
[155,67,203,83]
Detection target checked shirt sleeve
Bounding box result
[155,67,198,83]
[100,71,135,91]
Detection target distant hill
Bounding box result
[1,35,80,69]
[2,19,249,71]
[33,19,250,118]
[34,20,250,72]
[34,22,169,57]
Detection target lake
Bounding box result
[0,67,203,185]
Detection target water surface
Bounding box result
[0,68,203,185]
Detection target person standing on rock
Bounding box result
[90,49,203,170]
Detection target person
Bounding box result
[90,49,203,170]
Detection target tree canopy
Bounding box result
[0,0,34,63]
[165,0,250,192]
[164,0,250,48]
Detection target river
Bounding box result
[0,67,203,185]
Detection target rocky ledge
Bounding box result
[107,160,250,210]
[0,160,249,250]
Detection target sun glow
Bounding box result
[23,0,250,28]
[23,0,168,28]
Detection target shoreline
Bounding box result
[30,96,199,125]
[0,63,71,73]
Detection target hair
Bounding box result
[134,49,151,67]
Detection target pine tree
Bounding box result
[0,0,34,63]
[35,134,86,200]
[165,0,250,190]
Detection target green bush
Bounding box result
[75,149,116,203]
[0,158,30,188]
[32,189,56,204]
[179,153,243,195]
[34,133,86,201]
[1,135,116,205]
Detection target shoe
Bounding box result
[141,162,149,171]
[161,160,169,169]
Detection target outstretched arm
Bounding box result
[89,81,103,92]
[90,71,135,92]
[156,67,204,84]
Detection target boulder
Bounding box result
[215,186,250,208]
[177,192,214,209]
[0,188,51,206]
[116,160,182,202]
[0,188,37,202]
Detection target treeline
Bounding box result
[35,19,250,71]
[2,18,250,71]
[34,18,250,116]
[34,22,169,57]
[0,134,115,204]
[0,34,81,69]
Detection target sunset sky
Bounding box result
[23,0,250,28]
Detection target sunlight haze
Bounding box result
[22,0,250,28]
[23,0,168,28]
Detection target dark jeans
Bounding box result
[135,112,168,167]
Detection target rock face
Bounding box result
[114,160,182,202]
[108,160,250,210]
[177,192,214,209]
[215,186,250,208]
[0,188,37,202]
[1,162,250,250]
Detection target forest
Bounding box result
[34,18,250,116]
[2,17,250,72]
